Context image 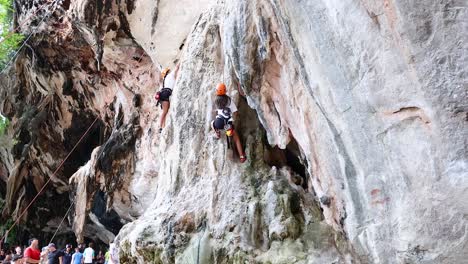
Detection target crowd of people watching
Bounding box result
[0,239,119,264]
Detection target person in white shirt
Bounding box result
[108,243,119,264]
[82,243,95,264]
[155,64,180,133]
[210,83,246,163]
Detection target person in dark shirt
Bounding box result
[12,246,22,262]
[0,249,6,261]
[46,244,63,264]
[2,254,12,264]
[61,245,72,264]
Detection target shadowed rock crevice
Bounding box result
[91,191,124,235]
[1,0,467,263]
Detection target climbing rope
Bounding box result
[0,116,99,245]
[0,0,59,75]
[48,199,74,244]
[0,26,38,74]
[196,222,207,264]
[0,0,58,46]
[237,82,246,97]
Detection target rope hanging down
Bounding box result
[0,0,59,75]
[0,0,57,46]
[0,116,99,245]
[48,199,74,244]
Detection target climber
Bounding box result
[211,83,247,163]
[155,64,180,133]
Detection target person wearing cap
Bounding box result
[60,245,72,264]
[210,83,247,163]
[24,239,40,264]
[46,244,63,264]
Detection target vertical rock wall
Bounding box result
[0,0,466,263]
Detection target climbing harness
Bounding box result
[213,106,235,149]
[225,124,234,150]
[155,71,173,108]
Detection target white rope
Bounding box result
[48,199,74,244]
[0,0,59,75]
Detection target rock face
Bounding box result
[1,0,467,263]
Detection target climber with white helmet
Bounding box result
[155,64,180,133]
[211,83,247,163]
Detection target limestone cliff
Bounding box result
[0,0,467,263]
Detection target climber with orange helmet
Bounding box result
[155,64,180,133]
[211,83,247,163]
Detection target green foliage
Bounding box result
[0,114,9,136]
[0,0,24,69]
[0,219,18,245]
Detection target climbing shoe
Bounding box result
[240,155,247,163]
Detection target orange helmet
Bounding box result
[216,83,226,96]
[161,68,170,78]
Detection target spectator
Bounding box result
[0,249,6,261]
[39,247,48,264]
[61,245,72,264]
[108,243,119,264]
[104,250,109,264]
[95,251,104,264]
[24,239,41,264]
[11,254,23,264]
[77,245,84,255]
[82,243,94,264]
[70,248,82,264]
[12,247,22,261]
[46,244,63,264]
[2,254,12,264]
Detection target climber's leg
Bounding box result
[211,118,223,139]
[159,100,170,132]
[232,131,246,163]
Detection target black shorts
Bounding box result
[158,88,172,102]
[213,117,233,130]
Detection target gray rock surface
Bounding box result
[0,0,466,263]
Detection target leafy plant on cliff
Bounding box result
[0,114,13,148]
[0,114,9,136]
[0,219,18,245]
[0,0,24,69]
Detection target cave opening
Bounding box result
[92,191,124,236]
[62,113,106,178]
[13,113,108,248]
[17,182,78,248]
[263,138,310,191]
[234,94,310,191]
[284,139,309,190]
